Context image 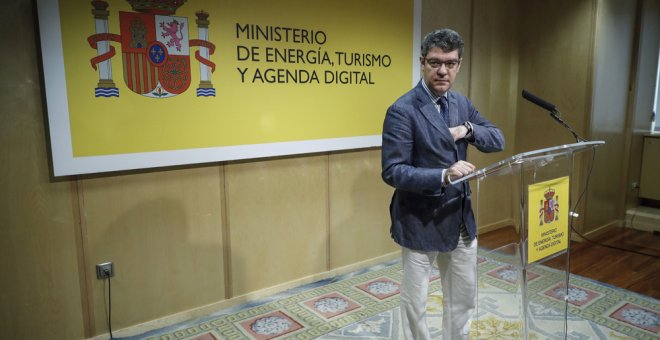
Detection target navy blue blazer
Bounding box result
[381,81,505,252]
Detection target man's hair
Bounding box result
[421,29,464,58]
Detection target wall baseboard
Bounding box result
[571,219,621,242]
[478,218,515,234]
[625,206,660,232]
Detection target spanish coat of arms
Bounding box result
[539,188,559,225]
[87,0,216,98]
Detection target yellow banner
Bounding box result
[57,0,414,156]
[37,0,418,175]
[527,176,570,264]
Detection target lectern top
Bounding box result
[449,141,605,184]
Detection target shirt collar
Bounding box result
[420,80,447,104]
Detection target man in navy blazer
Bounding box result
[382,29,504,339]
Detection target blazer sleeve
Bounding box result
[465,100,505,153]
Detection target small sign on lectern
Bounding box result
[527,176,570,264]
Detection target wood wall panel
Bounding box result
[225,156,328,296]
[584,0,636,232]
[81,166,225,331]
[328,149,397,269]
[0,1,85,338]
[516,0,596,153]
[469,0,520,229]
[625,0,660,210]
[421,0,473,96]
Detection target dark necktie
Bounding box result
[438,96,450,126]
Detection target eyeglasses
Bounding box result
[424,58,460,70]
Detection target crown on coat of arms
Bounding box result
[196,10,209,21]
[126,0,187,15]
[544,188,555,200]
[91,0,109,11]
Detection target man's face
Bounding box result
[420,47,461,96]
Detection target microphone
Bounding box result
[522,89,556,112]
[521,89,588,142]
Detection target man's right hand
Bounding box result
[445,160,476,183]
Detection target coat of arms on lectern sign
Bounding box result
[528,177,569,264]
[87,0,216,98]
[539,188,559,226]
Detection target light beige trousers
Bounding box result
[400,238,478,340]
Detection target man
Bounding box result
[381,29,505,339]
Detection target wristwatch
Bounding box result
[463,121,473,138]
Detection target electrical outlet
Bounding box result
[96,262,114,279]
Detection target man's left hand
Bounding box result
[449,125,469,141]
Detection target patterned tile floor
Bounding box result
[124,254,659,340]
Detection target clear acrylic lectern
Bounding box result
[451,141,604,339]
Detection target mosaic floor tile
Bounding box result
[542,282,602,307]
[609,302,660,334]
[238,310,304,340]
[486,264,540,284]
[302,292,361,319]
[355,277,400,300]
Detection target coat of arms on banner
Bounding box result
[87,0,216,98]
[539,188,559,225]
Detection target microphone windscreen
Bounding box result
[522,89,556,112]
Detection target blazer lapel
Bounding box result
[419,101,445,130]
[447,92,461,127]
[414,84,454,144]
